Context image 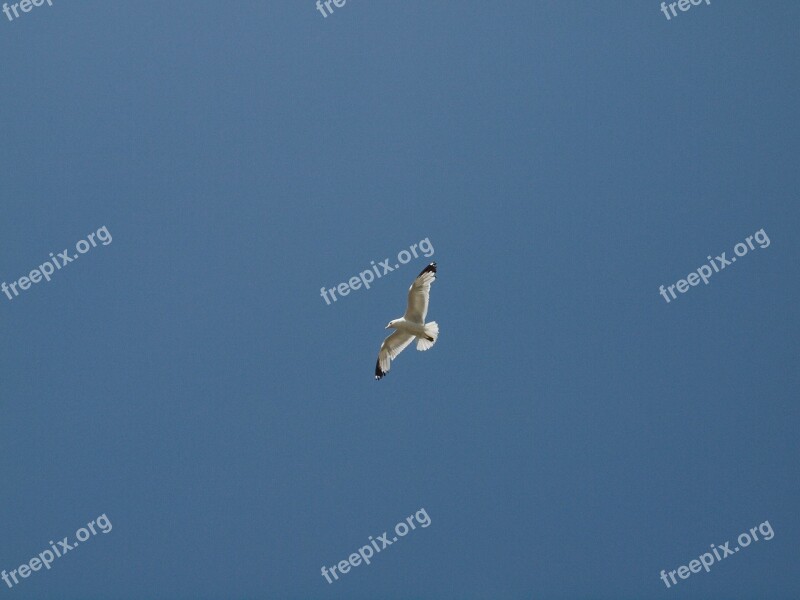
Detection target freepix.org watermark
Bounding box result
[2,225,112,303]
[320,508,431,584]
[319,238,434,306]
[659,0,711,21]
[2,0,54,23]
[1,514,112,591]
[315,0,348,19]
[659,520,774,589]
[658,228,770,304]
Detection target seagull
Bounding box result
[375,262,439,380]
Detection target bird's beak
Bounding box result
[385,324,390,329]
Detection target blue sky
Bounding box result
[1,1,799,598]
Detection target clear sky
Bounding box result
[1,1,799,598]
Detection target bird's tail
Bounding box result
[416,321,439,351]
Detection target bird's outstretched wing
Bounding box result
[404,262,436,324]
[375,330,415,380]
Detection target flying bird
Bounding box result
[375,262,439,380]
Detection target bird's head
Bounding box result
[385,320,398,330]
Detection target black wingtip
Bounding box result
[417,262,437,278]
[375,359,386,380]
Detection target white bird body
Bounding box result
[375,262,439,380]
[387,317,428,337]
